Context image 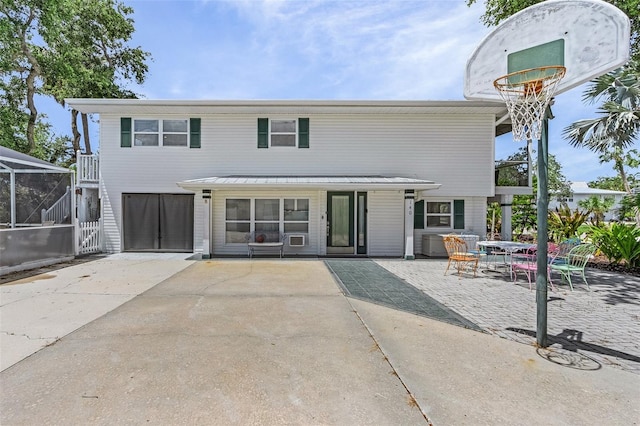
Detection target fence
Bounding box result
[77,219,101,254]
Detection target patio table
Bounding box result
[476,241,537,274]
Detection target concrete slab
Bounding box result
[0,261,426,425]
[351,298,640,426]
[0,254,195,371]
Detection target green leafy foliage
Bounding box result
[1,0,150,160]
[580,223,640,268]
[548,206,590,242]
[589,175,636,192]
[619,192,640,221]
[577,196,615,223]
[511,195,536,239]
[563,61,640,226]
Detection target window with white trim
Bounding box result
[225,198,310,243]
[284,198,309,233]
[270,119,297,147]
[225,199,251,243]
[133,119,188,147]
[426,201,452,228]
[255,199,280,236]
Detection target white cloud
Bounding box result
[85,0,639,182]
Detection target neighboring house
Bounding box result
[549,181,627,221]
[66,99,522,258]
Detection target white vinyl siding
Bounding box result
[97,110,495,254]
[367,191,404,257]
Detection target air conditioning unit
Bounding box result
[288,235,305,247]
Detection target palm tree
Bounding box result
[563,61,640,224]
[563,61,639,192]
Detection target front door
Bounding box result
[327,192,367,255]
[327,192,354,254]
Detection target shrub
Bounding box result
[548,206,590,243]
[580,223,640,268]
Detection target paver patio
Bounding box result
[375,258,640,374]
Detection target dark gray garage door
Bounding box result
[123,193,194,252]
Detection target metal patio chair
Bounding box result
[510,247,538,290]
[443,235,479,278]
[549,243,597,290]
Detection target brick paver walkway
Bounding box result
[376,259,640,374]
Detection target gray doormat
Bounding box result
[325,259,481,331]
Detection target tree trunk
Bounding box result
[615,158,640,224]
[81,112,92,154]
[615,158,632,194]
[71,109,81,153]
[25,69,38,154]
[19,8,40,155]
[614,158,640,226]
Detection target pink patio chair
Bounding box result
[511,247,538,290]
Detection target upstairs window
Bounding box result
[270,119,297,147]
[257,118,309,149]
[133,119,188,147]
[121,118,200,148]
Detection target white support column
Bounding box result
[500,194,514,241]
[71,177,78,255]
[202,190,211,259]
[404,190,415,260]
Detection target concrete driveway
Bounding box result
[1,256,639,425]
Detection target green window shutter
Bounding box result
[121,117,131,148]
[190,118,201,148]
[453,199,465,229]
[298,117,309,148]
[414,200,424,229]
[257,118,268,148]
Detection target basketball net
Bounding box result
[494,66,566,142]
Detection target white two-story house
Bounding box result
[67,99,517,258]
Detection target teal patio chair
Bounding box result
[549,243,597,291]
[548,238,580,267]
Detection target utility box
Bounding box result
[422,234,480,257]
[422,234,447,257]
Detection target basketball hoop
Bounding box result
[494,66,566,142]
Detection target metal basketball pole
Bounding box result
[535,107,551,347]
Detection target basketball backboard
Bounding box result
[464,0,631,101]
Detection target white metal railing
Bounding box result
[41,186,71,224]
[76,151,99,184]
[77,219,101,254]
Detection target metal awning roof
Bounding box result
[177,175,441,191]
[0,146,70,173]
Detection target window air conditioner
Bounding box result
[288,235,305,247]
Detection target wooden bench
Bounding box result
[245,231,286,258]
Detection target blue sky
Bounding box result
[47,0,637,183]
